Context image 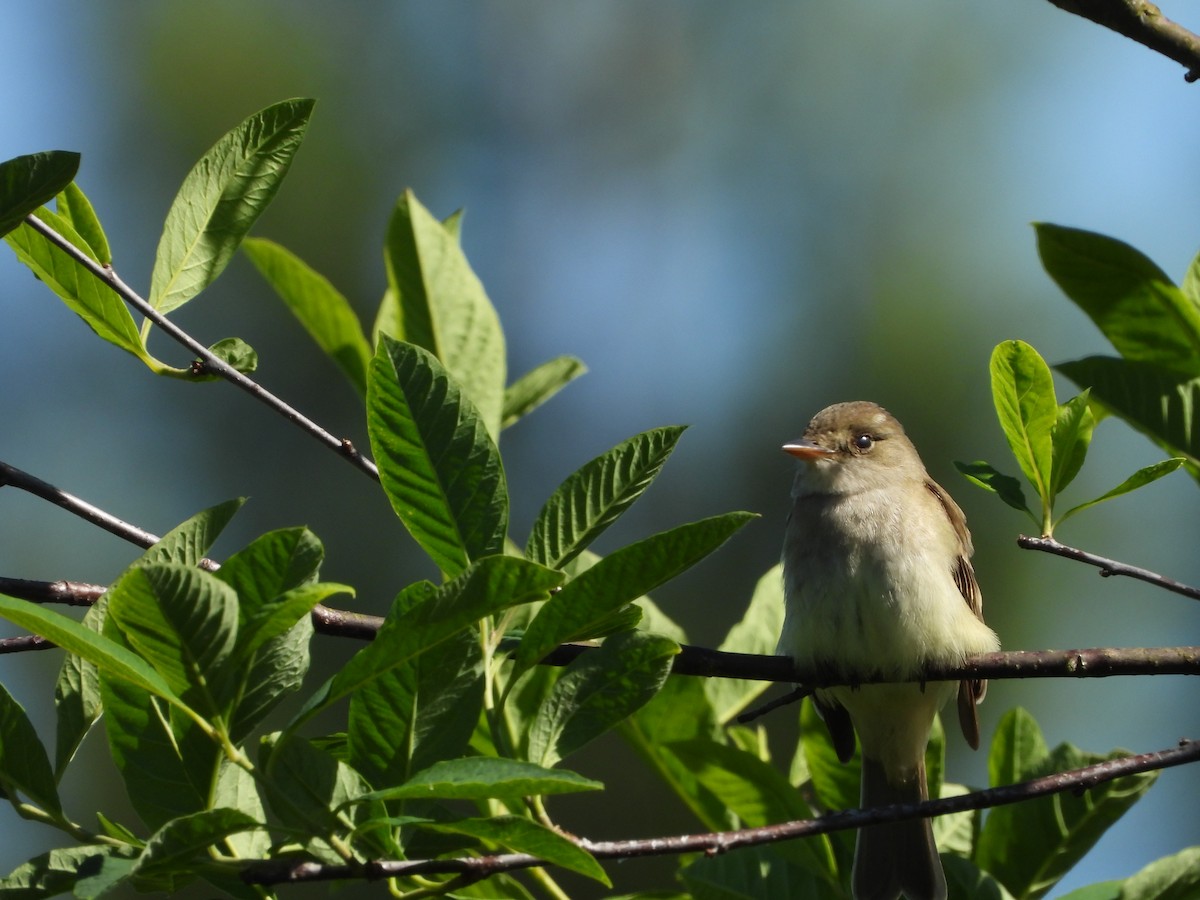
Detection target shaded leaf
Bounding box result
[53,598,106,777]
[131,808,260,878]
[954,461,1036,521]
[704,563,784,725]
[666,738,838,884]
[0,682,61,815]
[682,845,826,900]
[527,630,679,768]
[1036,223,1200,373]
[977,708,1158,900]
[348,623,482,789]
[526,426,686,570]
[0,846,133,899]
[502,356,588,429]
[292,556,560,728]
[229,616,314,741]
[0,150,79,238]
[1057,356,1200,478]
[203,337,258,374]
[368,336,507,577]
[422,816,609,885]
[243,237,371,394]
[149,98,314,314]
[515,512,754,681]
[383,190,506,436]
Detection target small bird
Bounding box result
[778,401,999,900]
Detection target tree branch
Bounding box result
[22,215,379,482]
[239,736,1200,886]
[1046,0,1200,81]
[1019,534,1200,600]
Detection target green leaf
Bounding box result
[131,808,260,878]
[704,563,784,725]
[0,150,79,238]
[526,426,686,570]
[1051,391,1096,497]
[229,616,314,742]
[54,181,110,264]
[666,738,838,883]
[203,336,258,375]
[1058,458,1185,524]
[990,340,1058,519]
[105,564,238,713]
[1035,223,1200,373]
[515,512,755,681]
[0,595,181,707]
[353,756,602,804]
[149,98,314,315]
[527,630,679,768]
[383,190,506,437]
[422,816,609,885]
[502,356,588,429]
[259,733,381,861]
[942,855,1019,900]
[101,673,210,832]
[243,237,371,394]
[977,708,1158,900]
[53,598,106,777]
[348,623,483,789]
[138,497,246,568]
[5,208,148,362]
[954,460,1036,522]
[212,760,270,859]
[0,683,61,815]
[367,336,508,576]
[0,846,133,899]
[800,697,859,873]
[293,556,561,727]
[681,845,826,900]
[1118,846,1200,900]
[1183,246,1200,304]
[1057,356,1200,478]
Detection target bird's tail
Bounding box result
[852,756,945,900]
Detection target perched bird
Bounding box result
[778,401,999,900]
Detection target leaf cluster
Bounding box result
[957,224,1200,535]
[1,106,1195,899]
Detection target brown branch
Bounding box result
[1019,534,1200,600]
[240,736,1200,886]
[1046,0,1200,81]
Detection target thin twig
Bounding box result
[22,215,379,482]
[1045,0,1200,81]
[240,736,1200,885]
[1019,534,1200,600]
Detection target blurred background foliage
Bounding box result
[1,2,1197,896]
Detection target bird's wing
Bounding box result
[925,478,988,749]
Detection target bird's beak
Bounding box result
[783,440,836,461]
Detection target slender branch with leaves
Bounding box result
[1,102,1198,899]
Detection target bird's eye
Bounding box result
[853,433,873,451]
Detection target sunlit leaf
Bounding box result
[502,356,587,429]
[243,237,371,394]
[990,340,1057,512]
[526,426,685,570]
[149,98,314,315]
[1057,458,1184,525]
[54,181,110,264]
[367,336,507,576]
